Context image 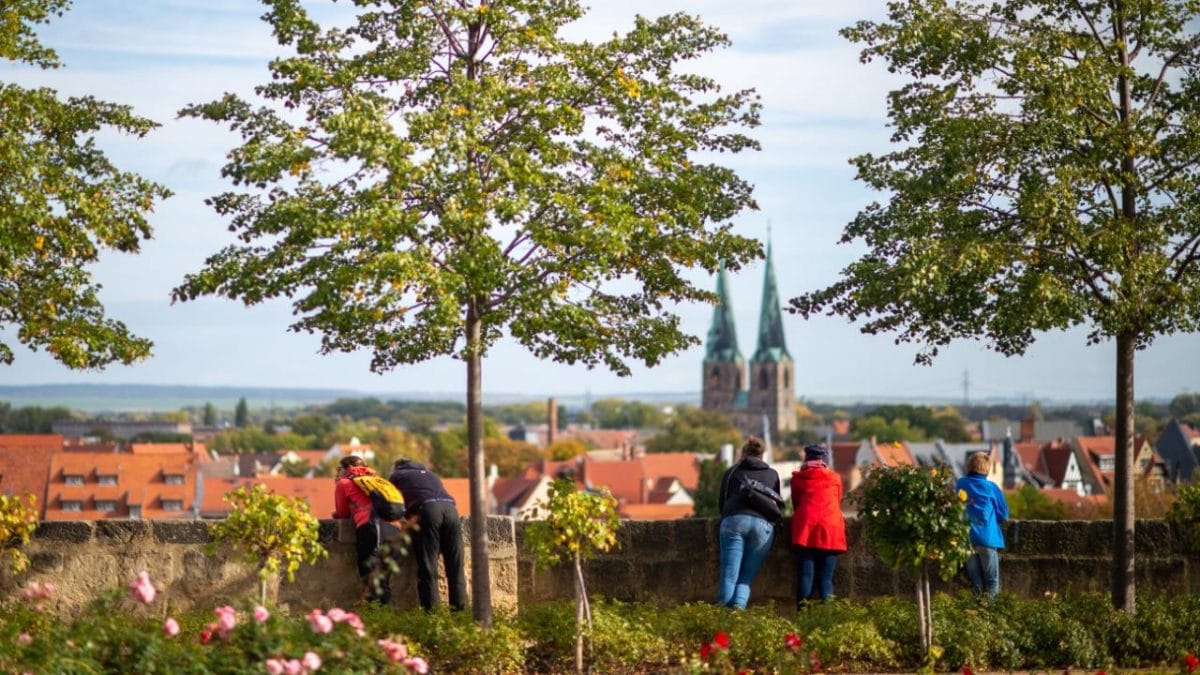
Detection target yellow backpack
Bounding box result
[350,473,406,521]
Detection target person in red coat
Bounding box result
[790,444,847,607]
[333,455,390,603]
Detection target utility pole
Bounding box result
[962,369,970,407]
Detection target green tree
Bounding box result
[792,0,1200,612]
[591,398,666,429]
[234,397,248,429]
[207,483,327,605]
[855,465,971,655]
[933,407,973,443]
[1169,393,1200,420]
[1005,483,1068,520]
[691,458,727,519]
[202,402,217,427]
[0,0,169,368]
[175,0,759,624]
[524,479,620,673]
[644,406,742,454]
[852,415,926,443]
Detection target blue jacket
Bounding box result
[956,473,1008,549]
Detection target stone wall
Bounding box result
[6,518,1199,613]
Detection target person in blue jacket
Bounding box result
[956,452,1009,599]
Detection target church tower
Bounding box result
[701,264,747,420]
[750,242,797,437]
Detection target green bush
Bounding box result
[365,605,524,674]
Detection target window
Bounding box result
[95,500,117,513]
[64,475,85,486]
[162,499,183,511]
[129,505,142,520]
[1099,455,1115,472]
[783,368,790,389]
[163,474,185,485]
[759,368,769,389]
[97,474,118,486]
[61,500,83,512]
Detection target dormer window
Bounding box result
[1099,456,1115,472]
[97,474,118,486]
[162,499,183,511]
[61,500,83,512]
[95,500,117,513]
[64,474,85,486]
[163,474,185,486]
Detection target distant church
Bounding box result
[701,243,797,441]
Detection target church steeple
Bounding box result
[705,263,744,363]
[752,241,791,363]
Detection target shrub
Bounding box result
[0,493,37,575]
[366,605,524,674]
[1168,483,1200,552]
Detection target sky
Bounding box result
[3,0,1199,404]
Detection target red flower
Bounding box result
[1187,653,1199,673]
[713,631,730,649]
[1095,671,1107,675]
[785,633,803,651]
[737,671,750,675]
[810,651,822,672]
[963,668,973,675]
[199,630,212,645]
[699,642,712,660]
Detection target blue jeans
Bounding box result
[966,545,1000,598]
[718,514,775,609]
[795,547,838,603]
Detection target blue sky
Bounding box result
[3,0,1199,403]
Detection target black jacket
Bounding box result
[388,461,456,518]
[718,456,782,521]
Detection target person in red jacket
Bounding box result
[333,455,390,603]
[790,444,847,607]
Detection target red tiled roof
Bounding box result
[441,478,472,517]
[564,429,639,451]
[1039,444,1074,486]
[201,477,336,518]
[618,503,693,520]
[877,442,915,467]
[0,434,62,515]
[130,443,200,455]
[45,451,197,520]
[1013,441,1044,472]
[492,476,538,510]
[640,452,700,491]
[280,450,330,468]
[1076,436,1114,456]
[583,457,645,504]
[830,442,860,472]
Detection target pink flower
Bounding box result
[21,581,54,607]
[282,660,303,675]
[403,657,429,674]
[327,608,347,623]
[784,632,802,651]
[214,606,237,637]
[301,652,322,672]
[265,659,285,675]
[378,639,408,662]
[306,609,333,634]
[163,618,180,637]
[344,612,366,636]
[254,605,271,623]
[16,633,31,645]
[129,571,156,604]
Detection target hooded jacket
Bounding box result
[389,460,456,519]
[718,456,781,521]
[333,465,377,528]
[789,464,847,552]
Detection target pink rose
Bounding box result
[404,656,429,674]
[254,605,270,623]
[264,659,285,675]
[301,651,322,672]
[16,633,32,645]
[214,605,237,637]
[378,639,408,662]
[283,660,303,675]
[327,608,347,623]
[42,583,55,595]
[306,609,333,634]
[129,571,156,604]
[163,618,180,637]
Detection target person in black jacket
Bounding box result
[388,459,468,611]
[716,436,781,609]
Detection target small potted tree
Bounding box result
[856,464,970,656]
[208,484,327,604]
[524,478,620,673]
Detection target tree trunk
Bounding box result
[466,304,492,626]
[1112,330,1137,613]
[915,563,930,656]
[574,554,585,673]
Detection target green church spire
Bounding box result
[753,241,791,362]
[704,263,743,363]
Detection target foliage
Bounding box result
[545,438,588,461]
[1167,483,1200,553]
[202,402,217,427]
[0,0,170,369]
[857,465,971,579]
[591,399,667,430]
[362,605,523,674]
[853,415,926,443]
[1006,483,1068,520]
[234,397,248,428]
[691,458,727,519]
[0,493,38,575]
[645,405,742,454]
[1170,394,1200,421]
[210,427,316,454]
[0,404,73,433]
[207,484,327,604]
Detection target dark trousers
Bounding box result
[355,521,391,604]
[414,501,467,610]
[795,546,839,603]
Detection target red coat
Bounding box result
[333,466,376,528]
[790,465,847,553]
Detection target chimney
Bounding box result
[1020,417,1035,443]
[719,443,734,465]
[547,397,558,446]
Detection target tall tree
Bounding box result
[234,397,249,429]
[174,0,760,624]
[202,401,218,427]
[1,0,169,368]
[792,0,1200,612]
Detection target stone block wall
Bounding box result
[5,517,1198,614]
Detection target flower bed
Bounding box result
[3,573,1200,673]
